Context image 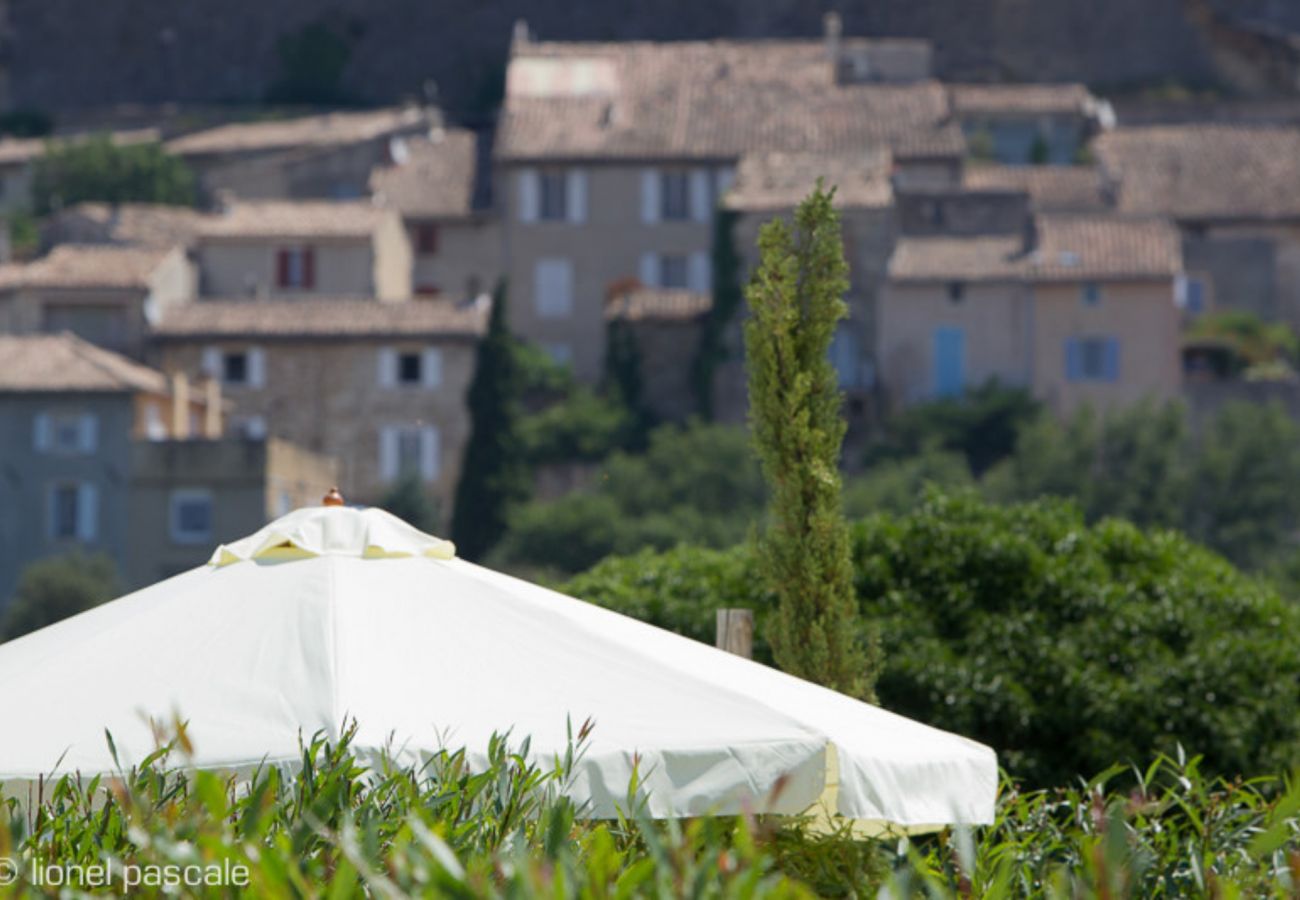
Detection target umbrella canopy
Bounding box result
[0,505,996,828]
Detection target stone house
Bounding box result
[1094,125,1300,330]
[165,106,436,203]
[878,214,1184,416]
[604,286,712,424]
[947,83,1113,165]
[194,199,412,300]
[494,22,965,384]
[369,127,499,302]
[150,298,487,516]
[40,202,208,251]
[0,244,195,358]
[0,333,237,605]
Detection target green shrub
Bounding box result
[844,446,973,518]
[33,136,196,214]
[2,551,118,641]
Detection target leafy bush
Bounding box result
[2,551,118,641]
[377,472,440,535]
[266,20,354,105]
[32,136,196,214]
[855,491,1300,786]
[844,446,973,518]
[494,423,765,574]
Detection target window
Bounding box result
[232,415,267,440]
[380,425,440,481]
[48,482,96,541]
[534,258,574,317]
[415,223,439,255]
[1178,275,1207,314]
[276,246,315,288]
[539,170,568,221]
[379,347,441,389]
[223,352,248,385]
[947,282,965,303]
[35,412,96,455]
[396,430,422,476]
[206,347,264,388]
[170,489,214,545]
[660,171,690,220]
[1066,337,1120,382]
[398,352,422,385]
[1081,282,1101,306]
[659,254,689,289]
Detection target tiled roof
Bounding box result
[497,40,963,161]
[0,245,175,290]
[724,150,894,211]
[45,202,208,248]
[166,107,431,156]
[0,128,161,167]
[151,298,489,339]
[947,83,1095,116]
[1094,125,1300,221]
[606,288,712,322]
[0,332,167,393]
[197,200,394,239]
[369,128,480,219]
[961,165,1112,212]
[889,215,1180,283]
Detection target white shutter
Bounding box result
[688,252,712,292]
[567,168,588,224]
[640,169,660,224]
[517,168,540,223]
[639,252,659,287]
[33,412,50,452]
[76,482,98,542]
[420,425,440,480]
[690,168,712,222]
[78,414,98,454]
[534,259,574,317]
[716,166,737,200]
[247,347,266,388]
[377,347,397,388]
[421,348,443,388]
[379,427,399,482]
[201,346,221,378]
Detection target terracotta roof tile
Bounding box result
[947,83,1095,116]
[0,128,161,167]
[961,165,1112,212]
[45,202,207,248]
[605,288,712,322]
[197,200,395,239]
[369,128,480,219]
[0,332,167,393]
[725,150,894,211]
[1094,125,1300,221]
[166,107,431,156]
[0,245,175,290]
[152,298,488,339]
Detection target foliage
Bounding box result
[0,108,53,138]
[451,282,531,560]
[1028,133,1051,164]
[1187,310,1299,376]
[519,385,634,465]
[843,446,973,519]
[266,20,354,105]
[377,472,441,536]
[744,183,876,700]
[560,543,775,663]
[692,207,744,419]
[32,136,196,215]
[854,491,1300,786]
[2,552,118,642]
[603,316,655,451]
[493,423,765,575]
[6,210,38,258]
[869,380,1039,476]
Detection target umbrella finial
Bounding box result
[322,487,345,507]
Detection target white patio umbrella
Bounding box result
[0,502,996,829]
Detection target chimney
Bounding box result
[170,371,190,438]
[203,376,223,438]
[823,11,843,64]
[512,19,531,49]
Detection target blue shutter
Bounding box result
[1065,339,1082,382]
[932,327,965,398]
[1104,338,1121,382]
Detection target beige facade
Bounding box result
[409,218,499,300]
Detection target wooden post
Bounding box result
[715,608,754,659]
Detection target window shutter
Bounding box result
[517,168,540,223]
[247,347,266,388]
[1064,339,1082,382]
[688,252,711,292]
[276,249,290,287]
[79,414,98,454]
[421,348,443,388]
[76,482,98,542]
[1104,338,1121,382]
[201,346,221,378]
[689,168,712,222]
[640,169,660,224]
[303,247,316,289]
[33,412,50,451]
[377,347,396,388]
[534,259,574,317]
[639,253,658,287]
[420,425,440,480]
[379,427,399,481]
[567,168,588,224]
[716,166,737,200]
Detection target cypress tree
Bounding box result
[450,281,530,560]
[743,183,879,701]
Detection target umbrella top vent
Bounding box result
[208,505,455,566]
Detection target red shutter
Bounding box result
[276,249,290,288]
[303,247,316,289]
